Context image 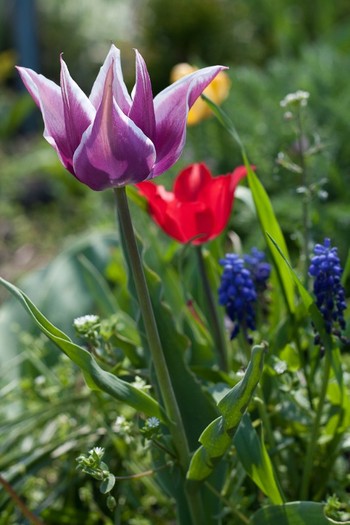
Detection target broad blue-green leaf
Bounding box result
[0,277,166,423]
[234,414,284,504]
[187,343,267,481]
[251,501,350,525]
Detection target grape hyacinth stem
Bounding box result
[196,246,228,371]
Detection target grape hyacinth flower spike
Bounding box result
[218,253,258,343]
[16,45,226,190]
[218,249,271,343]
[244,248,271,294]
[309,238,347,341]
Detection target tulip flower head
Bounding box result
[137,162,248,245]
[170,63,231,126]
[16,46,225,191]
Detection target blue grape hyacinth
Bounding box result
[219,250,271,342]
[309,238,347,336]
[244,248,271,293]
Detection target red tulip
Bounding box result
[136,162,248,245]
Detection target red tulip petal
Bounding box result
[173,163,212,202]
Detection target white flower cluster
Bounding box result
[73,314,100,331]
[280,90,310,108]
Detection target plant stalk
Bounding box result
[0,474,45,525]
[196,246,228,371]
[299,350,331,500]
[296,107,311,286]
[114,187,205,524]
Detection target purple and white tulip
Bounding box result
[17,45,226,190]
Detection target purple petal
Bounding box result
[73,64,156,190]
[16,66,74,170]
[60,56,95,162]
[129,50,156,141]
[89,44,131,114]
[152,65,226,176]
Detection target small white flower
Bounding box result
[280,90,310,108]
[89,446,104,459]
[74,314,100,328]
[147,417,160,429]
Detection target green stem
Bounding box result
[204,481,250,524]
[196,246,228,371]
[299,351,331,500]
[114,187,204,524]
[296,108,310,286]
[0,474,45,525]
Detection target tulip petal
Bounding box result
[60,56,95,163]
[152,66,226,176]
[173,163,212,202]
[129,50,156,141]
[74,64,156,190]
[137,181,213,244]
[89,44,131,114]
[200,166,248,238]
[16,66,73,170]
[167,201,213,244]
[137,182,184,241]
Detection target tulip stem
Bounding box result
[114,187,205,525]
[196,246,229,372]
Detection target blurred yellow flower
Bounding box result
[170,63,231,125]
[0,50,16,83]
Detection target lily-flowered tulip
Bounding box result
[16,46,225,191]
[170,63,231,126]
[137,162,248,245]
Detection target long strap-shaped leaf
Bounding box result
[187,343,267,481]
[0,277,166,423]
[202,95,295,315]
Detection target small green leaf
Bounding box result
[0,277,166,423]
[100,473,116,494]
[251,501,350,525]
[234,414,284,504]
[187,343,267,481]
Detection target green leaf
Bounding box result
[77,254,119,317]
[0,277,166,423]
[234,414,284,504]
[245,164,295,315]
[251,502,350,525]
[266,235,334,355]
[202,94,295,314]
[100,473,116,494]
[144,264,219,451]
[187,343,267,481]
